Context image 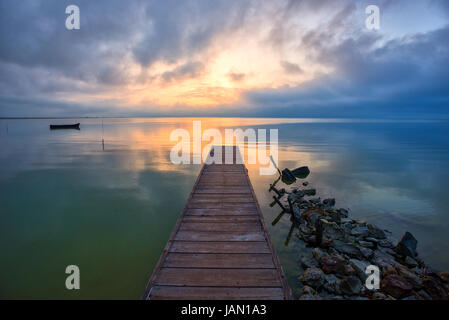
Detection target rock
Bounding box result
[323,274,341,294]
[350,226,370,237]
[395,231,418,258]
[405,256,418,268]
[312,248,325,262]
[292,204,301,224]
[372,292,387,300]
[299,267,325,289]
[350,296,370,300]
[321,254,347,276]
[396,265,422,289]
[301,285,316,295]
[281,168,296,184]
[424,266,441,278]
[384,265,398,276]
[339,276,362,296]
[302,208,324,226]
[367,224,386,239]
[417,290,432,300]
[331,240,363,259]
[337,208,349,218]
[301,255,318,269]
[439,271,449,284]
[349,259,371,282]
[292,166,310,179]
[402,295,421,300]
[340,218,353,224]
[358,241,375,249]
[371,249,399,270]
[359,247,374,259]
[421,276,448,300]
[321,220,345,240]
[378,239,395,248]
[299,294,323,300]
[381,275,413,299]
[344,264,356,275]
[323,198,336,207]
[299,224,313,235]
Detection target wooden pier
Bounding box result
[143,146,291,300]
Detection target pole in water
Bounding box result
[270,155,282,175]
[101,120,105,151]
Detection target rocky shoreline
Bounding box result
[269,167,449,300]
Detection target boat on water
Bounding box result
[49,123,80,130]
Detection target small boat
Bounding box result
[50,123,80,130]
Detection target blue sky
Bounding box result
[0,0,448,118]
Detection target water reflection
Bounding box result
[0,118,448,299]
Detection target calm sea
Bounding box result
[1,118,448,299]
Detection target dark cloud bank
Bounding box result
[0,0,448,118]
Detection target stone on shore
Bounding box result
[331,240,363,259]
[299,294,323,300]
[292,166,310,179]
[301,255,318,269]
[396,265,422,289]
[299,267,325,289]
[349,259,371,282]
[339,276,362,296]
[320,254,347,276]
[405,256,418,268]
[421,276,448,300]
[381,274,413,299]
[439,271,449,284]
[281,168,296,184]
[367,224,386,239]
[395,231,418,258]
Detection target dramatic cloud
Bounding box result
[280,61,303,74]
[228,72,246,82]
[161,61,204,83]
[0,0,448,117]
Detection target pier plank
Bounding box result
[149,287,284,300]
[154,268,281,287]
[169,241,271,254]
[143,146,291,300]
[164,253,275,268]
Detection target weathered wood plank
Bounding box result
[164,253,275,268]
[149,287,284,300]
[191,194,253,200]
[190,196,254,203]
[186,208,258,216]
[154,268,281,287]
[183,216,260,223]
[194,187,252,194]
[169,241,271,254]
[175,230,266,242]
[179,222,262,232]
[187,202,257,209]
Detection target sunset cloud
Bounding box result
[0,0,448,117]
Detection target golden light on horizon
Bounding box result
[120,26,326,108]
[59,23,331,110]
